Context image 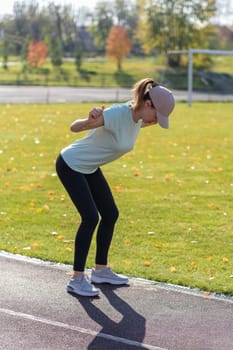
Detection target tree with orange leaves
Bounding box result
[106,25,132,71]
[27,40,48,67]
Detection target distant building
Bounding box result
[78,26,94,52]
[216,25,233,49]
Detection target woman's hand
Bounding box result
[70,105,105,133]
[89,105,105,120]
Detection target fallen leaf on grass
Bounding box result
[163,173,175,181]
[60,195,65,201]
[190,261,197,270]
[57,235,64,240]
[124,260,131,265]
[134,172,141,177]
[170,266,177,273]
[65,247,72,252]
[207,203,219,209]
[124,239,130,244]
[113,186,122,192]
[43,204,50,211]
[29,201,35,209]
[145,175,155,180]
[31,242,39,250]
[36,205,50,213]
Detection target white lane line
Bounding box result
[0,307,166,350]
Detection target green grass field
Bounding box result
[0,102,232,294]
[1,55,232,90]
[0,57,165,87]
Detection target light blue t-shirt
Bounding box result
[61,103,142,174]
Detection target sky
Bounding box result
[0,0,232,25]
[0,0,99,15]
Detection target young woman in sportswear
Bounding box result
[56,78,175,297]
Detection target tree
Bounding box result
[136,0,217,66]
[50,37,63,68]
[106,25,132,70]
[27,40,48,67]
[90,1,113,52]
[44,3,79,57]
[74,42,83,72]
[12,1,40,54]
[114,0,141,54]
[114,0,138,36]
[90,0,139,54]
[3,40,9,70]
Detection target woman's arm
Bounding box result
[70,106,104,132]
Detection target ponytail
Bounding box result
[132,78,159,110]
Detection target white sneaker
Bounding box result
[91,266,129,285]
[67,275,99,297]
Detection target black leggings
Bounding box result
[56,155,119,271]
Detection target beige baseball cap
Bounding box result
[149,85,175,128]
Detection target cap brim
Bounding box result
[157,112,169,129]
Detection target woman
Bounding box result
[56,78,175,297]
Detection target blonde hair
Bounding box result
[132,78,159,111]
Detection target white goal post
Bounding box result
[167,49,233,106]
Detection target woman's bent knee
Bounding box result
[102,206,119,225]
[82,211,99,230]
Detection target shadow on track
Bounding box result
[70,284,147,350]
